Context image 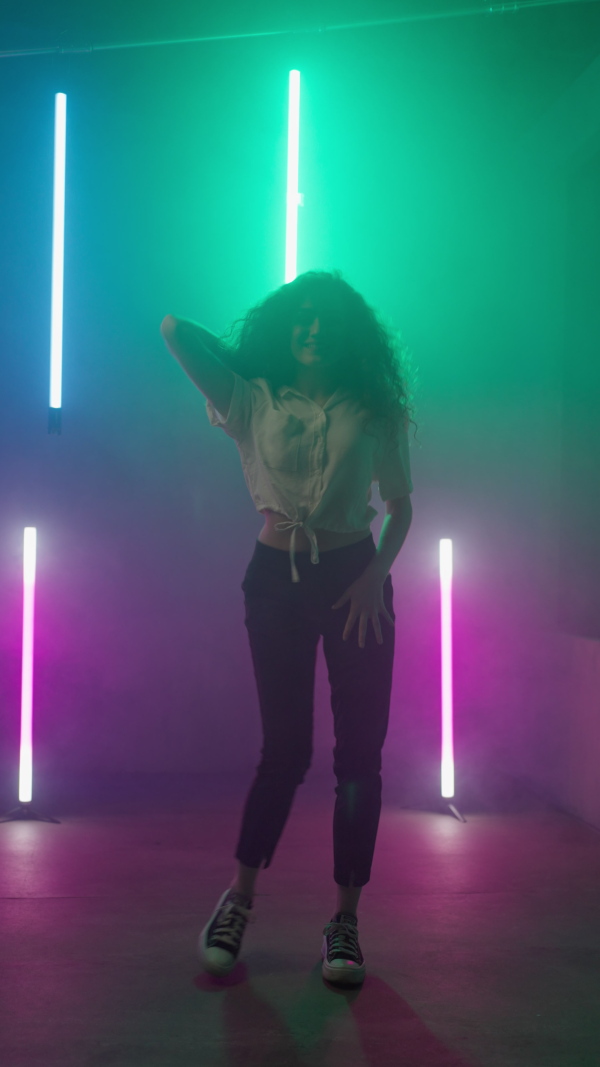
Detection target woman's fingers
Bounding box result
[360,607,392,647]
[331,590,350,610]
[341,591,394,645]
[358,611,382,648]
[342,606,358,640]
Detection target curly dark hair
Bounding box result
[220,271,414,444]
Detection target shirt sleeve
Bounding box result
[374,424,413,500]
[205,371,253,441]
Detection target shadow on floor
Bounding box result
[194,963,477,1066]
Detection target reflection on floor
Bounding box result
[1,772,600,1067]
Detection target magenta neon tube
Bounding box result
[18,528,37,804]
[439,538,455,798]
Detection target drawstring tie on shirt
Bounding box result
[274,519,320,583]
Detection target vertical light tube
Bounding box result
[440,539,455,798]
[19,528,37,805]
[49,92,67,433]
[285,70,300,283]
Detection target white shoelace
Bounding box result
[324,920,361,962]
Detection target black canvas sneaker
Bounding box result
[321,911,366,985]
[199,889,253,976]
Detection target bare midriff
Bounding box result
[258,509,371,553]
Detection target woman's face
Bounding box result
[290,297,347,368]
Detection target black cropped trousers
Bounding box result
[235,534,395,887]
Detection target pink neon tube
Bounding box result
[19,528,37,804]
[439,539,454,798]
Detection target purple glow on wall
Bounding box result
[440,538,454,798]
[19,528,37,804]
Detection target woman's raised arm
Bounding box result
[160,315,235,419]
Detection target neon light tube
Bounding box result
[285,70,300,283]
[19,528,37,805]
[49,93,66,427]
[440,538,455,798]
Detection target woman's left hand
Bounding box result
[331,562,394,648]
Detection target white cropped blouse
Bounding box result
[206,373,413,581]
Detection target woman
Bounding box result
[160,270,413,985]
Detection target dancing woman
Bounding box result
[161,270,413,984]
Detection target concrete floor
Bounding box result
[1,775,600,1067]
